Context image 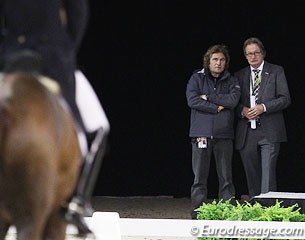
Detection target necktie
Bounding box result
[252,69,261,102]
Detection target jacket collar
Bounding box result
[245,61,271,101]
[198,68,230,81]
[257,61,271,100]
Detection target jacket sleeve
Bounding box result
[186,73,219,114]
[207,77,241,109]
[63,0,89,50]
[263,66,291,113]
[235,75,245,118]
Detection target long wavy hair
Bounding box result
[203,44,230,70]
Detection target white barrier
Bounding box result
[8,212,305,239]
[87,212,305,239]
[88,212,121,240]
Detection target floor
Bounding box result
[6,196,254,239]
[91,196,192,219]
[5,196,193,240]
[91,196,194,240]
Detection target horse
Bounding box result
[0,72,82,240]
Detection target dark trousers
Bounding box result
[239,126,280,199]
[190,138,235,218]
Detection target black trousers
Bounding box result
[190,138,235,218]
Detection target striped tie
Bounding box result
[252,69,261,102]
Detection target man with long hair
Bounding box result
[186,44,240,219]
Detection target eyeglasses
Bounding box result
[245,51,261,57]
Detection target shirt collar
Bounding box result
[250,61,264,72]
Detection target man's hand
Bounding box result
[217,105,224,112]
[199,95,223,113]
[243,104,264,120]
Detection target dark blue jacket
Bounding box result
[186,68,240,139]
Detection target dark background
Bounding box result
[77,0,305,199]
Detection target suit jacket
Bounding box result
[0,0,88,50]
[0,0,88,82]
[0,0,89,131]
[234,61,291,150]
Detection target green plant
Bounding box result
[195,198,305,240]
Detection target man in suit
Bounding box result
[235,37,291,199]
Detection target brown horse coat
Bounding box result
[0,73,81,240]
